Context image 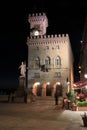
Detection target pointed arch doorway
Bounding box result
[32,82,42,96]
[53,82,62,96]
[46,82,52,96]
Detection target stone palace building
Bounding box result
[26,12,74,97]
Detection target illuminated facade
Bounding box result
[26,12,74,97]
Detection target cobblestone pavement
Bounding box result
[0,97,87,130]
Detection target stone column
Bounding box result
[42,87,46,96]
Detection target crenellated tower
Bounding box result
[26,12,74,99]
[28,13,48,36]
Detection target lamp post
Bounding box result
[66,78,70,93]
[67,81,70,93]
[78,66,81,80]
[84,74,87,79]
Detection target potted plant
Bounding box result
[81,112,87,127]
[66,90,77,110]
[77,101,87,107]
[77,101,87,111]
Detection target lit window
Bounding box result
[45,56,50,65]
[35,57,40,67]
[55,56,61,65]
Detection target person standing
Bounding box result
[54,90,60,105]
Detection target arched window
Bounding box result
[45,56,50,65]
[35,57,40,68]
[55,56,61,65]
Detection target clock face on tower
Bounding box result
[34,30,39,36]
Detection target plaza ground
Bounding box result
[0,96,87,130]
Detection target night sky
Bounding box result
[0,0,87,87]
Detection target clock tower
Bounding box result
[27,12,74,98]
[28,13,48,36]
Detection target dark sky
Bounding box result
[0,0,87,87]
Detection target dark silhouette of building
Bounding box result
[79,16,87,79]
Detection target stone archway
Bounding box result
[42,82,52,96]
[37,84,42,96]
[32,82,41,96]
[56,84,62,96]
[53,82,62,96]
[46,83,52,96]
[53,82,63,106]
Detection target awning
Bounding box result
[74,79,87,89]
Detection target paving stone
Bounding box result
[0,97,86,130]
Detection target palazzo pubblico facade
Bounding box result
[26,12,74,97]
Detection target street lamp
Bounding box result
[84,74,87,78]
[80,40,87,48]
[78,66,81,73]
[78,66,81,80]
[66,78,70,93]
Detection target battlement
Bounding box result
[29,34,69,39]
[29,13,47,21]
[28,12,48,27]
[29,12,46,17]
[27,34,70,45]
